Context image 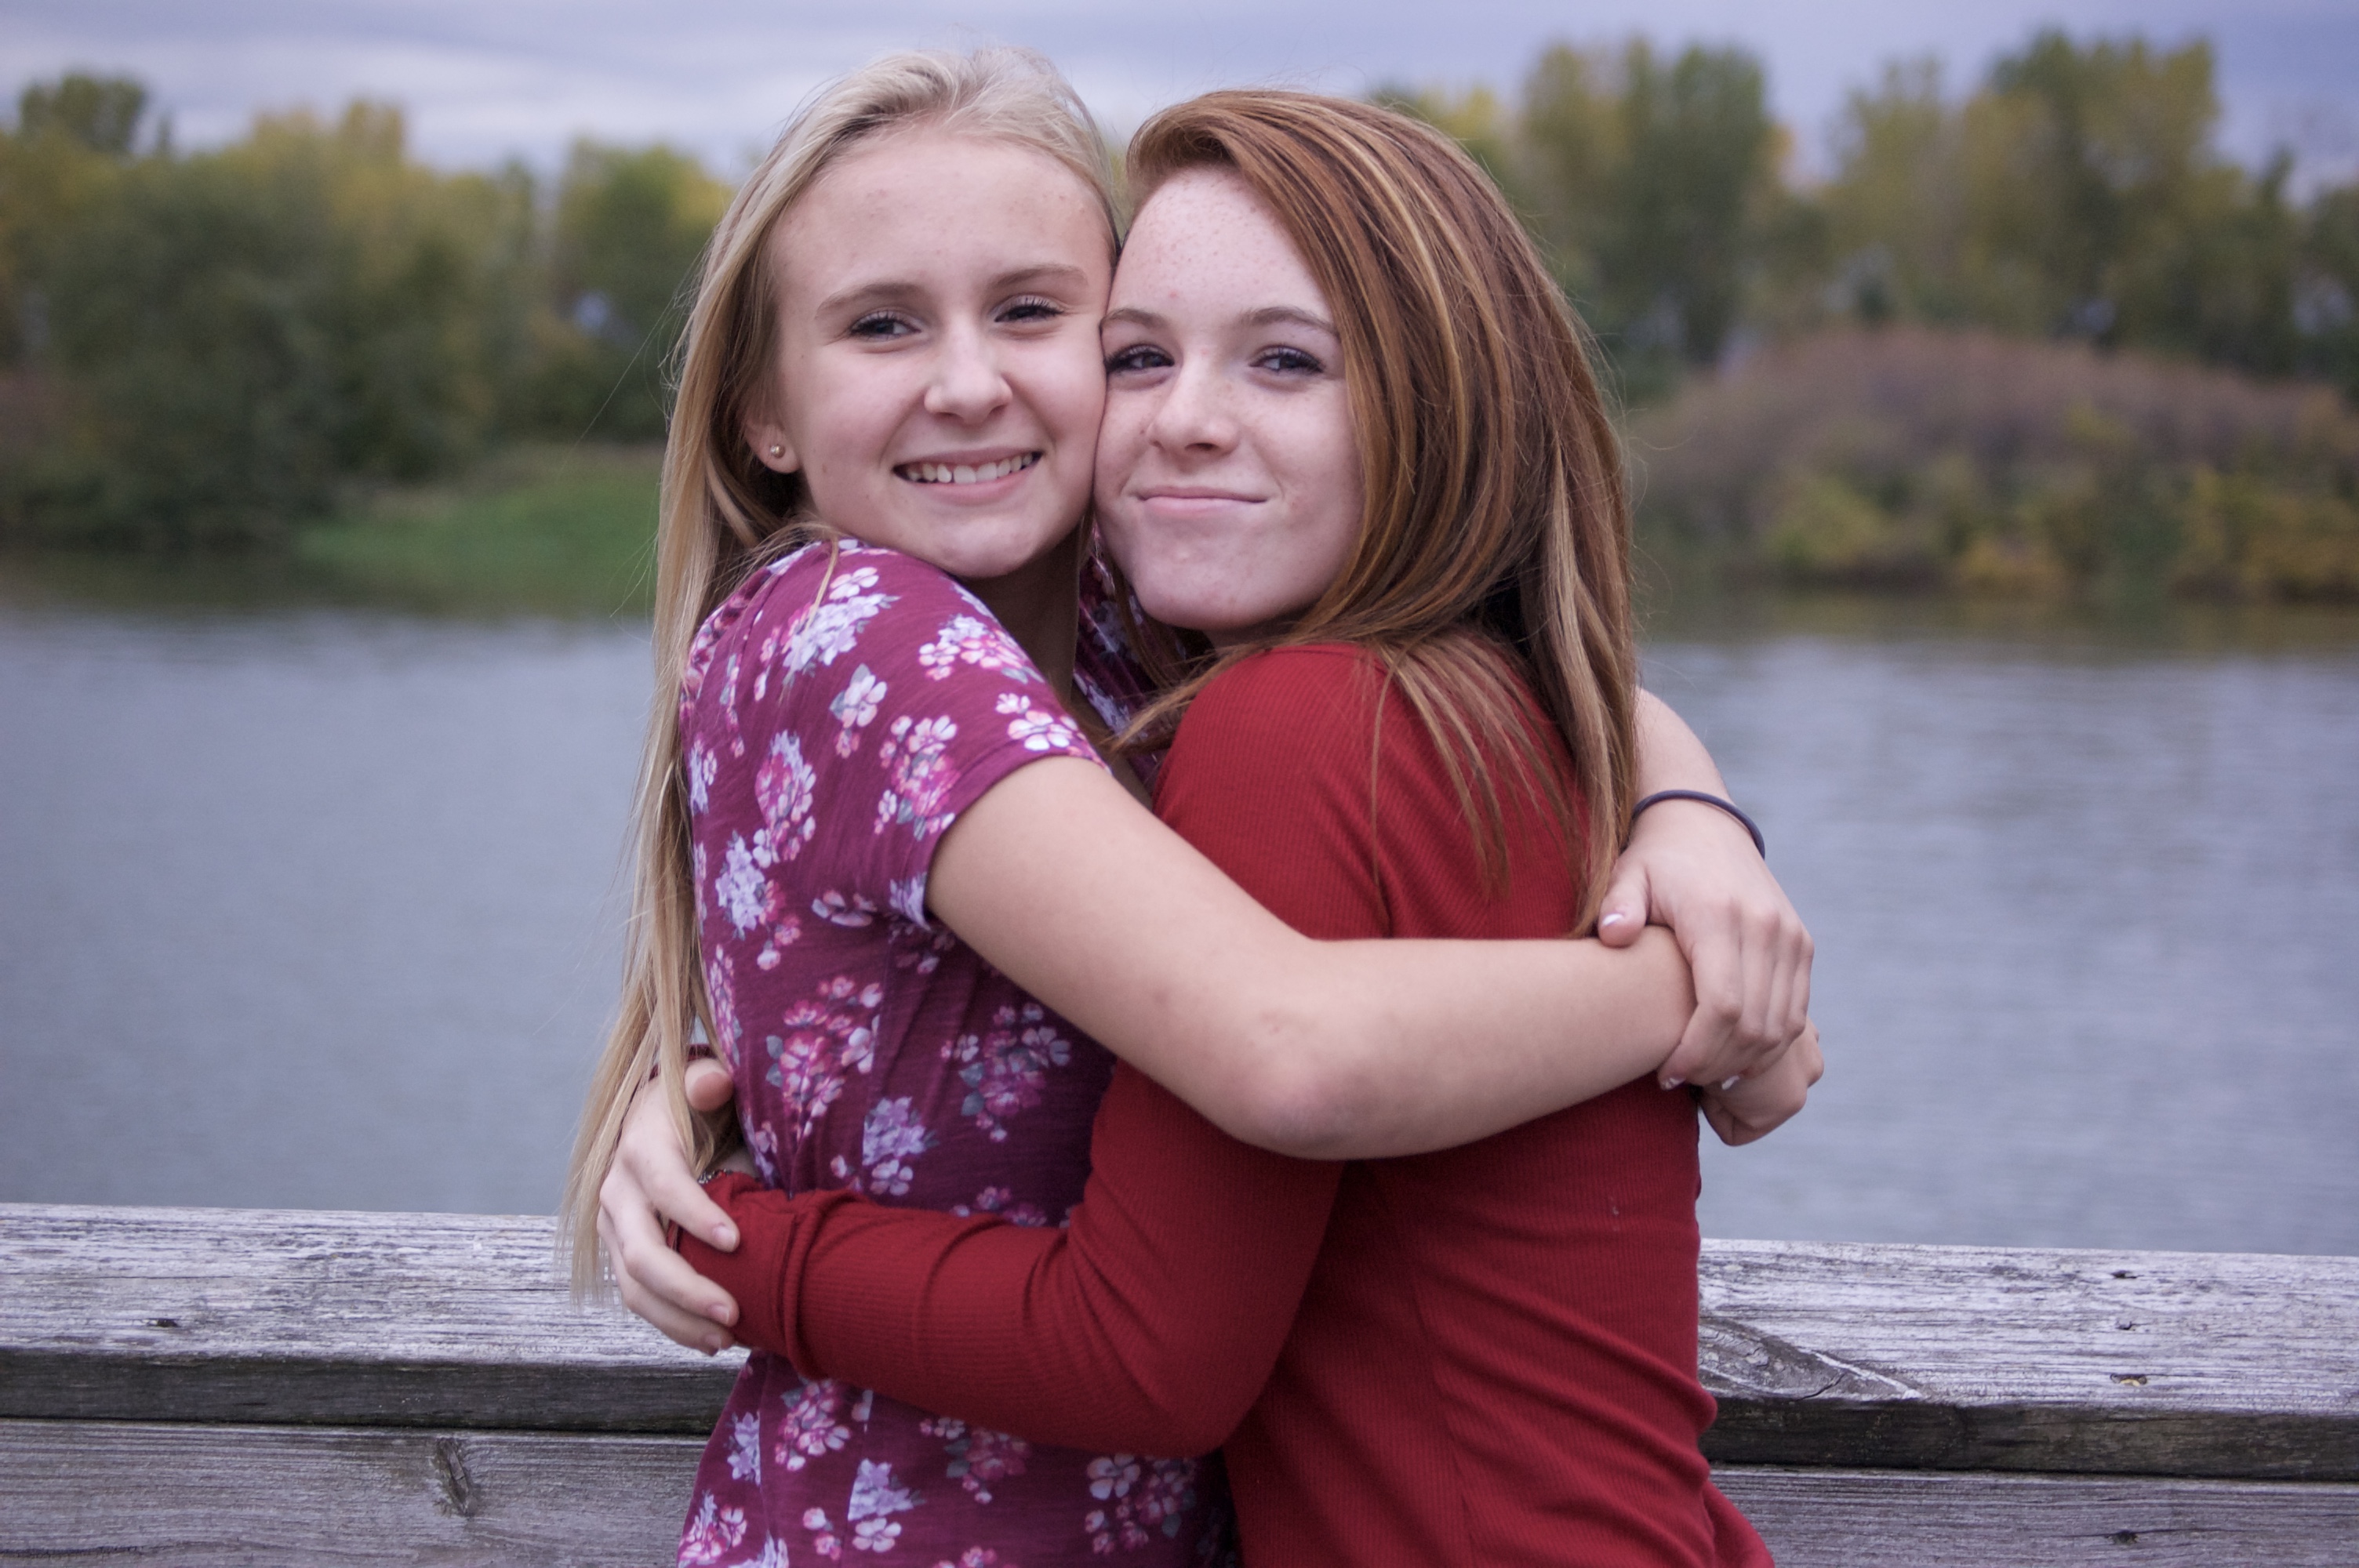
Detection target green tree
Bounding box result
[522,140,732,439]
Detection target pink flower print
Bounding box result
[705,955,741,1061]
[952,1187,1049,1226]
[784,568,892,674]
[848,1458,921,1552]
[920,1416,1033,1504]
[875,714,962,840]
[726,1410,761,1483]
[1073,663,1134,735]
[939,1552,1006,1568]
[776,1380,852,1472]
[1134,1458,1200,1540]
[747,1123,780,1184]
[894,927,955,978]
[755,913,803,972]
[685,739,720,815]
[918,614,1035,684]
[860,1098,937,1197]
[715,833,781,938]
[996,691,1082,753]
[944,1004,1073,1141]
[804,1507,845,1562]
[888,876,927,926]
[754,732,819,862]
[679,1492,748,1565]
[764,978,881,1138]
[814,889,881,927]
[831,665,887,757]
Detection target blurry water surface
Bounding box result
[2,574,2355,1253]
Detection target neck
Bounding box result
[957,525,1081,701]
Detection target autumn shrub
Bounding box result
[1633,327,2359,601]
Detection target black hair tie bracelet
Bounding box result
[1630,789,1766,858]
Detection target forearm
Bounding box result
[932,760,1693,1160]
[682,1068,1340,1454]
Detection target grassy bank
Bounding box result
[293,444,661,615]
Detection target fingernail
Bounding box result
[704,1337,727,1356]
[1721,1076,1743,1091]
[714,1224,736,1248]
[708,1303,733,1323]
[1661,1076,1683,1091]
[1599,911,1627,929]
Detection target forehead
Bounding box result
[774,129,1114,290]
[1114,167,1323,306]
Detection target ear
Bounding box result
[741,410,799,474]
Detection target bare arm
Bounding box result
[1599,690,1815,1090]
[929,757,1701,1159]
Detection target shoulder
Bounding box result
[1177,644,1385,759]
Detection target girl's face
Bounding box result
[746,131,1112,585]
[1094,168,1364,648]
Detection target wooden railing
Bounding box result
[3,1203,2354,1565]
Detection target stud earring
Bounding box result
[767,444,783,459]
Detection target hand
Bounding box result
[1696,1021,1823,1145]
[1597,797,1812,1091]
[596,1056,745,1354]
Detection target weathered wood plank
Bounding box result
[7,1205,2357,1479]
[1717,1465,2359,1567]
[0,1203,742,1433]
[5,1421,2354,1568]
[0,1418,698,1566]
[1697,1240,2359,1479]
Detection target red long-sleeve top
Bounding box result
[685,644,1768,1567]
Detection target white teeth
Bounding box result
[900,453,1038,485]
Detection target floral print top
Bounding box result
[675,538,1212,1568]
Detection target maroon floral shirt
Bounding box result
[675,538,1212,1568]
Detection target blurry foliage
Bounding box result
[1384,28,2359,417]
[0,73,728,546]
[1634,328,2359,601]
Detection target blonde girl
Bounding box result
[564,48,1809,1567]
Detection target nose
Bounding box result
[924,321,1012,423]
[1148,358,1239,457]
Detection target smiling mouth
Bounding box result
[896,453,1041,485]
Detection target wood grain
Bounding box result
[1717,1465,2359,1567]
[1697,1240,2359,1479]
[5,1205,2356,1479]
[5,1421,2354,1568]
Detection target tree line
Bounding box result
[0,74,728,545]
[3,28,2357,558]
[1387,30,2357,403]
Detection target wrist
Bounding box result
[1628,789,1765,858]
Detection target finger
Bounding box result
[617,1091,740,1252]
[598,1167,740,1325]
[685,1057,738,1115]
[598,1209,738,1354]
[1592,858,1651,948]
[1660,913,1742,1088]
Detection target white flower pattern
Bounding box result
[674,541,1202,1565]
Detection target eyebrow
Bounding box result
[816,263,1094,317]
[1104,303,1338,335]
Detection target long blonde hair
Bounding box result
[561,48,1117,1292]
[1119,92,1641,916]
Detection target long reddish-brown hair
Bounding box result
[1119,91,1640,918]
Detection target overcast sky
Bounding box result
[5,0,2356,184]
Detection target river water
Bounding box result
[2,576,2354,1255]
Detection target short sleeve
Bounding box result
[707,541,1105,930]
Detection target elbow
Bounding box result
[1212,1022,1378,1161]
